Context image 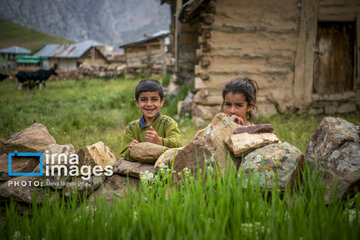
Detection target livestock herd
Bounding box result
[0,67,58,90]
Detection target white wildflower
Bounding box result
[344,209,359,224]
[13,231,21,240]
[140,171,154,187]
[240,222,265,240]
[158,163,171,178]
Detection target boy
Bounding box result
[120,79,182,161]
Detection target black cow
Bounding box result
[0,73,8,82]
[16,67,57,90]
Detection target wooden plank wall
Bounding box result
[193,0,300,121]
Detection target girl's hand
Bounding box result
[146,126,163,145]
[230,115,245,125]
[129,140,138,152]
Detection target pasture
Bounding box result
[0,77,359,239]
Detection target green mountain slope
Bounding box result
[0,18,73,53]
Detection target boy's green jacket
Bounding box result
[120,114,182,161]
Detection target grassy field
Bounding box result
[0,77,360,239]
[0,18,73,53]
[0,77,359,155]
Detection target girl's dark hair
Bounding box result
[135,79,164,100]
[222,77,259,120]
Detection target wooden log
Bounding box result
[196,72,210,81]
[200,12,215,25]
[202,30,211,39]
[202,42,211,52]
[200,57,211,68]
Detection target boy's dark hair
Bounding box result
[135,79,164,100]
[222,77,259,120]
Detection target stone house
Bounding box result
[120,30,170,78]
[162,0,360,125]
[34,40,108,71]
[0,46,31,70]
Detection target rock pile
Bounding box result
[0,123,136,204]
[1,115,358,205]
[48,63,126,81]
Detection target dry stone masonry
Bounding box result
[0,115,359,205]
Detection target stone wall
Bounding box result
[49,63,125,80]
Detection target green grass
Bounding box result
[0,77,359,156]
[0,18,73,53]
[1,163,359,240]
[0,77,197,157]
[1,77,360,239]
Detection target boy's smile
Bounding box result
[135,91,165,125]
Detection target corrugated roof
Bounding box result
[0,46,31,54]
[119,30,170,48]
[34,40,104,58]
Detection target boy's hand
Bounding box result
[230,115,245,125]
[128,140,138,152]
[146,126,163,145]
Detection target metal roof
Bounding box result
[0,46,31,54]
[119,30,170,48]
[34,40,104,58]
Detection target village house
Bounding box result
[34,40,108,71]
[162,0,360,125]
[0,46,31,70]
[120,30,170,78]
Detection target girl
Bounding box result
[222,77,258,126]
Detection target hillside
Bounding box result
[0,0,170,48]
[0,18,73,53]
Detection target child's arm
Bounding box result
[162,120,182,148]
[120,124,137,161]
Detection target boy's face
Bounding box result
[135,91,165,123]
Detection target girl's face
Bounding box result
[223,92,253,124]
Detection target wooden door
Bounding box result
[313,22,355,94]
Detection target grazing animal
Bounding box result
[0,73,9,82]
[16,67,57,90]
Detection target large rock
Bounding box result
[89,175,139,204]
[305,117,360,203]
[130,142,169,163]
[239,142,304,191]
[0,153,40,181]
[33,144,76,190]
[0,136,6,154]
[173,113,238,175]
[77,141,117,172]
[0,176,55,204]
[114,157,156,178]
[225,133,280,157]
[154,147,184,169]
[63,175,105,197]
[3,123,56,153]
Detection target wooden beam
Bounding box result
[293,0,319,108]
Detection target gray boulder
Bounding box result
[239,142,304,191]
[305,117,360,203]
[173,113,238,175]
[0,153,39,181]
[3,123,56,153]
[114,157,156,178]
[0,176,54,204]
[130,142,169,163]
